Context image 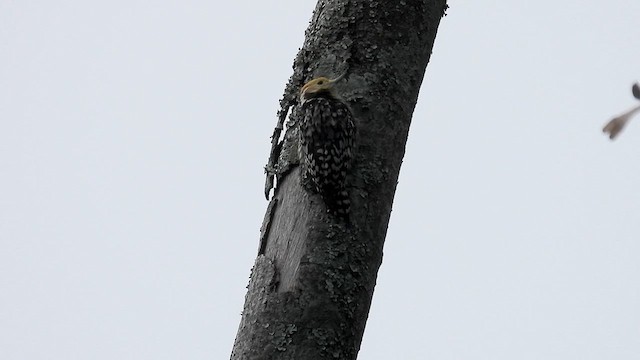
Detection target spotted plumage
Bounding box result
[298,76,355,218]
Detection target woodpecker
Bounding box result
[298,75,356,218]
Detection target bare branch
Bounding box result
[603,104,640,140]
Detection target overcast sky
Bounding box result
[2,1,640,359]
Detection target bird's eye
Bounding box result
[317,81,324,85]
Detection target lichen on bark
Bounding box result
[233,1,447,359]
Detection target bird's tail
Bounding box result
[322,188,350,221]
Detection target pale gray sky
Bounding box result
[2,1,640,359]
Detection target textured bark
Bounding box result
[232,1,447,359]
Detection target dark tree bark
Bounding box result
[231,1,447,359]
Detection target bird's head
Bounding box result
[300,74,345,103]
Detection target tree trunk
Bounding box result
[231,1,448,359]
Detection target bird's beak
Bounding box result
[329,73,346,84]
